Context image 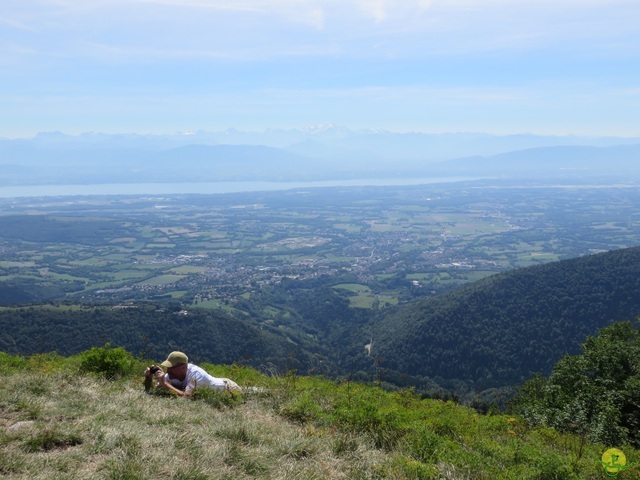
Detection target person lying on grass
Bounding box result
[145,351,240,396]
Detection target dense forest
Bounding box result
[0,214,138,245]
[370,246,640,388]
[0,304,320,373]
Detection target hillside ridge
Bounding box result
[370,245,640,387]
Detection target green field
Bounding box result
[137,274,184,286]
[168,266,208,274]
[108,269,155,281]
[332,284,397,309]
[1,182,639,312]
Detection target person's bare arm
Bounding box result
[155,371,190,396]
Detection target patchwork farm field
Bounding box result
[1,180,639,311]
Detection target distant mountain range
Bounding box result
[1,128,639,185]
[435,144,640,178]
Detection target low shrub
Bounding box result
[78,343,136,379]
[0,351,26,374]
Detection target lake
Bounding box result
[0,177,481,198]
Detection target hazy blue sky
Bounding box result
[2,0,639,137]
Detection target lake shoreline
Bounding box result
[0,177,482,199]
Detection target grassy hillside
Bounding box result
[370,246,640,388]
[1,348,637,479]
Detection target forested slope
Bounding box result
[370,246,640,388]
[0,305,321,373]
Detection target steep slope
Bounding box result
[370,246,640,388]
[0,349,620,480]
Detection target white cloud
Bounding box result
[2,0,639,136]
[353,0,388,22]
[4,0,640,61]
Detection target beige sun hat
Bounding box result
[160,351,188,368]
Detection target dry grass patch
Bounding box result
[0,372,390,479]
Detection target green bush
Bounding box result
[534,453,576,480]
[25,352,71,373]
[78,343,136,379]
[0,351,26,374]
[512,321,640,447]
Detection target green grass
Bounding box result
[0,261,36,268]
[168,266,208,274]
[324,256,356,263]
[331,285,399,309]
[36,269,89,282]
[406,273,434,280]
[195,298,224,309]
[377,294,398,307]
[333,284,375,308]
[67,258,111,267]
[107,269,155,281]
[350,295,377,308]
[136,274,185,286]
[165,290,188,298]
[376,274,395,280]
[332,223,362,233]
[0,350,637,479]
[195,298,246,315]
[333,283,370,293]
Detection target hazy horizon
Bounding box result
[3,125,640,142]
